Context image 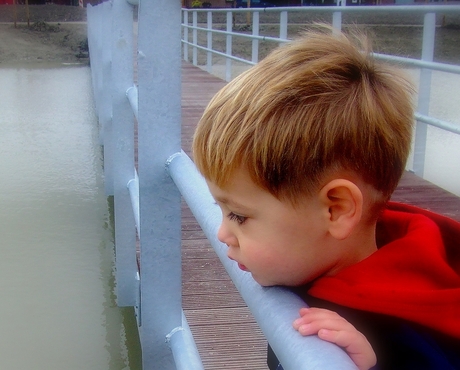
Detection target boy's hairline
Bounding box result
[203,163,388,226]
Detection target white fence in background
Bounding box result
[182,5,460,178]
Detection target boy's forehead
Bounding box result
[206,181,249,213]
[206,169,260,208]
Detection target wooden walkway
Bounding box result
[177,61,460,370]
[180,62,268,369]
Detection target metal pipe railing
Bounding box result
[167,151,357,370]
[415,112,460,136]
[88,1,203,369]
[167,312,205,370]
[126,170,140,237]
[126,85,139,121]
[111,0,137,308]
[136,1,183,368]
[184,4,460,13]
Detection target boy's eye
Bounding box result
[227,212,247,225]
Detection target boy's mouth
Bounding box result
[228,254,249,272]
[237,263,249,272]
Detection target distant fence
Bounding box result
[87,1,460,369]
[182,5,460,177]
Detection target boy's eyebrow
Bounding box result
[214,196,248,211]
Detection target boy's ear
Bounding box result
[319,179,363,240]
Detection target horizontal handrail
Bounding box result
[166,150,357,370]
[415,112,460,136]
[182,40,257,65]
[182,26,460,74]
[183,5,460,14]
[182,13,460,76]
[373,53,460,75]
[167,312,205,370]
[183,24,284,44]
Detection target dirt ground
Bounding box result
[0,4,459,67]
[201,10,460,64]
[0,5,88,66]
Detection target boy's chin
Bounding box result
[252,275,278,287]
[254,275,307,288]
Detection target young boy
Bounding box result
[192,27,460,369]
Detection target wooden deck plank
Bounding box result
[178,61,460,370]
[392,171,460,221]
[181,62,268,369]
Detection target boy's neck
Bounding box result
[326,223,378,277]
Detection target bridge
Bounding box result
[87,2,460,369]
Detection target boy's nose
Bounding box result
[217,221,237,247]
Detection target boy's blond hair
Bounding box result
[193,27,414,205]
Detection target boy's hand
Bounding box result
[293,307,376,370]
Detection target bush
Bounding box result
[191,0,202,7]
[202,1,211,7]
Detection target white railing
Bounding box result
[88,0,357,369]
[182,5,460,178]
[88,1,201,369]
[87,1,460,369]
[89,0,358,367]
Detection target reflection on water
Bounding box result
[0,66,141,370]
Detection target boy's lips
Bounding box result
[228,254,249,272]
[237,263,249,272]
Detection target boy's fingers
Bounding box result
[298,307,310,316]
[296,317,350,336]
[294,308,377,370]
[319,329,377,370]
[294,307,351,332]
[318,328,361,348]
[298,307,343,321]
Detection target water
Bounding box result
[0,66,141,370]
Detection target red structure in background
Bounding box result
[0,0,81,4]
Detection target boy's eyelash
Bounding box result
[227,212,247,225]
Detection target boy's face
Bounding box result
[207,168,343,287]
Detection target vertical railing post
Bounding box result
[90,4,108,143]
[137,0,182,368]
[413,12,436,176]
[86,5,100,123]
[111,0,137,307]
[207,11,213,73]
[193,10,198,66]
[93,4,104,126]
[226,11,233,82]
[280,10,288,41]
[252,11,260,64]
[183,10,189,62]
[332,11,342,32]
[101,1,114,196]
